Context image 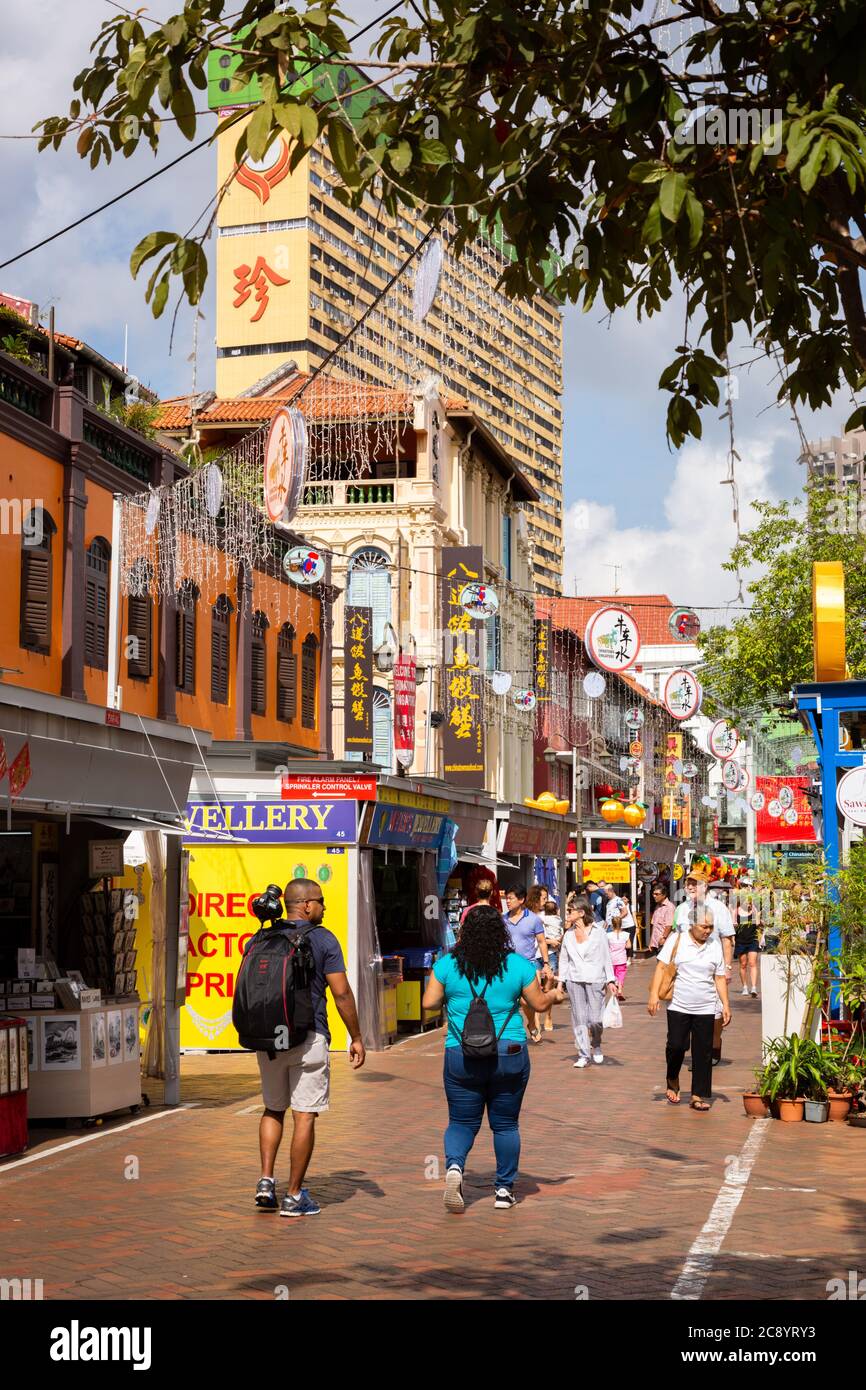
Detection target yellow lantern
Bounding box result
[623,802,646,828]
[535,791,559,812]
[601,798,624,823]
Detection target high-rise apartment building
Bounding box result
[800,424,866,493]
[209,62,564,592]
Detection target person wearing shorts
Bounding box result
[734,894,761,997]
[253,878,365,1218]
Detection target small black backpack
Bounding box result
[454,976,520,1058]
[232,921,317,1055]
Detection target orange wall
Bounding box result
[0,441,64,694]
[249,567,320,750]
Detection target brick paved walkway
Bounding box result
[2,959,864,1300]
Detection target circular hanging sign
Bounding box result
[790,744,804,766]
[681,760,698,780]
[701,795,718,810]
[625,706,645,730]
[837,766,866,826]
[459,581,499,618]
[737,764,750,792]
[709,720,739,761]
[263,407,295,522]
[583,670,606,698]
[625,756,641,774]
[584,606,641,673]
[283,546,325,586]
[287,408,308,521]
[778,784,794,810]
[490,670,512,696]
[722,760,740,791]
[768,798,782,819]
[783,806,799,825]
[204,463,223,518]
[663,668,702,721]
[145,491,160,536]
[629,740,643,758]
[750,790,765,812]
[512,688,537,711]
[412,236,443,324]
[669,607,701,641]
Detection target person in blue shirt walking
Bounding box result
[422,905,556,1212]
[502,884,551,1042]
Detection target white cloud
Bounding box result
[562,429,786,609]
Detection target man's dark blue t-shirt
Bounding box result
[259,921,346,1043]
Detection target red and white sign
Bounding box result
[393,656,417,768]
[0,293,36,322]
[709,720,739,761]
[755,776,816,844]
[263,407,307,524]
[663,668,701,720]
[281,774,377,802]
[837,767,866,828]
[105,709,121,727]
[584,606,640,673]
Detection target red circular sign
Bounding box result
[583,606,641,674]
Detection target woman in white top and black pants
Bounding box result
[647,907,732,1110]
[555,903,617,1067]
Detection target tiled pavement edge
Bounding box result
[1,960,864,1300]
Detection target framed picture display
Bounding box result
[26,1018,37,1071]
[123,1008,139,1063]
[91,1012,106,1068]
[18,1024,28,1090]
[107,1010,122,1065]
[8,1029,19,1091]
[42,1016,82,1071]
[0,1030,9,1094]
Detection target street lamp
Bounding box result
[374,622,399,674]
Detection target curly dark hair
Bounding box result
[452,904,511,984]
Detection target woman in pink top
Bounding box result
[649,883,675,953]
[607,921,631,997]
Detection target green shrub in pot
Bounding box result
[762,1034,827,1103]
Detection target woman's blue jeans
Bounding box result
[442,1042,530,1188]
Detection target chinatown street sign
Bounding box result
[584,606,641,673]
[441,545,485,788]
[393,656,417,769]
[663,668,701,721]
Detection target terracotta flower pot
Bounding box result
[776,1098,805,1123]
[742,1092,770,1118]
[828,1091,853,1122]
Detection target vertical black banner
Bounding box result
[344,606,373,753]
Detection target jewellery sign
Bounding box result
[344,606,373,754]
[393,656,417,769]
[534,616,552,704]
[837,767,866,827]
[584,606,640,673]
[755,776,816,844]
[441,546,485,788]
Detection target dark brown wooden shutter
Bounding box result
[211,597,231,704]
[276,624,296,722]
[251,613,267,717]
[175,583,198,693]
[84,541,109,670]
[127,595,152,679]
[20,544,52,653]
[301,635,318,730]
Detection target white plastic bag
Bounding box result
[602,994,623,1029]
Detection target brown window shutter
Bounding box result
[176,608,196,692]
[127,595,152,679]
[20,546,52,653]
[301,636,318,730]
[84,542,109,671]
[251,637,266,716]
[276,624,296,723]
[211,598,231,705]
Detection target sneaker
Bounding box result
[751,988,758,997]
[592,1052,604,1065]
[741,987,750,995]
[444,1165,465,1214]
[279,1187,321,1219]
[574,1057,589,1068]
[494,1187,516,1209]
[255,1177,277,1211]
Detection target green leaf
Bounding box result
[275,103,303,139]
[800,135,828,192]
[171,84,196,141]
[389,140,412,174]
[247,103,274,161]
[659,171,687,223]
[327,116,360,187]
[418,138,450,166]
[130,231,177,279]
[844,405,866,432]
[257,13,290,38]
[151,277,170,319]
[76,125,95,157]
[627,161,667,184]
[298,104,319,146]
[785,122,818,173]
[642,196,663,244]
[683,191,704,249]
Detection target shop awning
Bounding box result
[88,816,188,836]
[496,805,577,859]
[458,849,521,869]
[639,833,683,865]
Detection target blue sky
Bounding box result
[0,1,849,606]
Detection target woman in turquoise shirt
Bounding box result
[422,905,556,1213]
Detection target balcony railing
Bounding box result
[300,480,397,508]
[82,409,159,484]
[0,353,52,423]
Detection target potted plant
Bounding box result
[762,1034,827,1123]
[803,1053,830,1123]
[824,1051,861,1122]
[742,1064,771,1118]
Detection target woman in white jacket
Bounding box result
[555,903,618,1067]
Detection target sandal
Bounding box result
[529,1028,542,1043]
[690,1099,711,1111]
[665,1087,681,1105]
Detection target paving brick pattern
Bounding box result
[2,960,864,1301]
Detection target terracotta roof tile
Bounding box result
[537,595,679,648]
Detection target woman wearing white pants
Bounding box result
[555,904,617,1067]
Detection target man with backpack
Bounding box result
[234,877,365,1218]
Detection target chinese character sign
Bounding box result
[441,545,485,788]
[584,606,641,673]
[393,656,417,768]
[344,607,373,752]
[663,732,691,838]
[233,256,289,323]
[663,668,701,720]
[534,617,552,705]
[755,777,816,844]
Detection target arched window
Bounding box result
[372,686,393,770]
[127,559,153,680]
[211,594,233,704]
[276,622,297,722]
[346,547,391,649]
[251,611,269,717]
[301,633,319,730]
[19,508,57,653]
[175,580,199,694]
[84,538,111,670]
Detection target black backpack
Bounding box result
[232,921,317,1055]
[452,975,520,1058]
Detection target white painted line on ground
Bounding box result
[754,1185,817,1193]
[670,1117,771,1301]
[0,1104,199,1175]
[725,1251,813,1262]
[235,1103,264,1115]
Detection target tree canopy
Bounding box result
[34,0,866,445]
